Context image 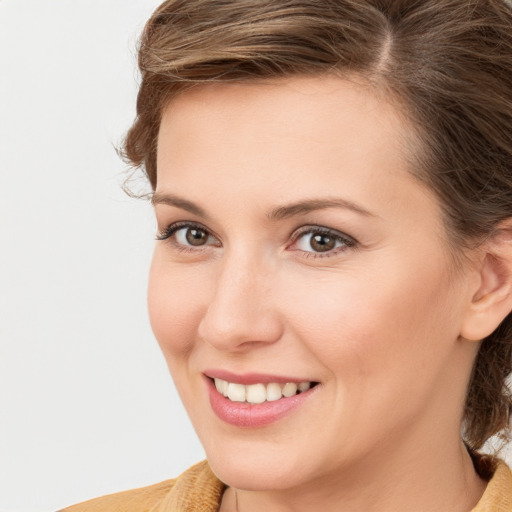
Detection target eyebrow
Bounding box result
[268,198,377,221]
[151,193,377,220]
[152,193,210,219]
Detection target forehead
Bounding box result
[158,75,408,157]
[158,76,415,191]
[156,75,436,217]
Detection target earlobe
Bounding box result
[460,224,512,342]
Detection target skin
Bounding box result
[149,76,490,512]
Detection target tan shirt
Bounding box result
[60,456,512,512]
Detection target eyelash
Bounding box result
[290,226,356,258]
[156,222,219,254]
[156,222,357,258]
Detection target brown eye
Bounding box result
[157,223,220,249]
[309,234,336,252]
[185,227,208,246]
[291,227,355,256]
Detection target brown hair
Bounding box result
[123,0,512,450]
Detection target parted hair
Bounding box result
[123,0,512,450]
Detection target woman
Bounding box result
[62,0,512,510]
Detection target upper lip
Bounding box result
[203,369,317,385]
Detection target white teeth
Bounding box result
[213,378,313,404]
[246,383,267,404]
[282,382,298,397]
[227,382,246,402]
[266,382,283,402]
[215,378,229,396]
[298,381,311,392]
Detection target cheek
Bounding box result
[279,259,464,448]
[147,253,206,358]
[281,257,460,382]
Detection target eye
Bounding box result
[289,226,356,256]
[157,222,220,250]
[176,226,209,246]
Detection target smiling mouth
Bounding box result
[212,378,319,405]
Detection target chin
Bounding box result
[203,438,321,492]
[209,455,297,491]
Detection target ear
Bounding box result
[460,221,512,341]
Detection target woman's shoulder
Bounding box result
[59,460,225,512]
[58,477,177,512]
[58,474,181,512]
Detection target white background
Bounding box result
[0,2,205,511]
[2,2,512,512]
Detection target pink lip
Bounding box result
[204,369,313,385]
[205,376,318,428]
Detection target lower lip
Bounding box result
[207,378,317,428]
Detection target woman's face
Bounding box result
[149,76,477,491]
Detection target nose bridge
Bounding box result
[198,246,281,350]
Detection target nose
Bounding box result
[197,251,283,352]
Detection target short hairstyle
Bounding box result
[123,0,512,450]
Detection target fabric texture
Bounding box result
[60,455,512,512]
[471,454,512,512]
[59,461,224,512]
